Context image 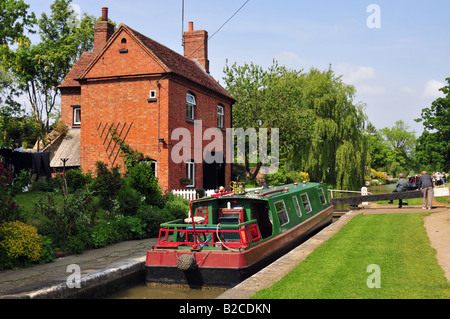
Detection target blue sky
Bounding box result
[30,0,450,135]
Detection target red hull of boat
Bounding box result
[145,205,333,286]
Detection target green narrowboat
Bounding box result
[145,182,334,287]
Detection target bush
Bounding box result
[0,162,24,223]
[35,190,92,250]
[163,193,190,219]
[265,168,310,185]
[126,162,162,207]
[92,162,123,215]
[117,186,143,216]
[65,168,93,192]
[38,236,55,264]
[0,221,42,269]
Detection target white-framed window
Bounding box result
[274,200,289,226]
[217,104,224,128]
[292,196,302,218]
[186,92,196,121]
[186,159,195,187]
[318,188,327,205]
[73,106,81,125]
[300,193,312,214]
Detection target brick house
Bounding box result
[59,8,235,191]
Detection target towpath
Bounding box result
[219,202,450,299]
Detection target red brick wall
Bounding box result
[80,77,170,189]
[60,87,81,127]
[86,28,166,79]
[168,79,232,190]
[60,26,232,192]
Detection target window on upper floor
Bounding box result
[217,104,224,128]
[186,92,196,121]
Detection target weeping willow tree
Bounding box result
[224,61,369,190]
[293,68,369,189]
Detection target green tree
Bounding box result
[296,68,368,190]
[223,62,369,189]
[0,0,96,132]
[415,78,450,172]
[366,122,390,171]
[379,120,417,174]
[0,0,36,45]
[223,61,306,179]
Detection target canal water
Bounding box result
[110,185,394,299]
[108,283,227,299]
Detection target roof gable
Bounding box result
[80,26,168,80]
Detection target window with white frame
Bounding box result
[300,193,312,214]
[73,106,81,125]
[186,160,195,187]
[274,200,289,226]
[186,92,196,121]
[217,104,224,128]
[318,188,327,205]
[293,196,302,218]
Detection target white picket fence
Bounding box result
[172,189,216,200]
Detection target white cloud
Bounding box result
[274,51,308,69]
[336,63,376,85]
[358,85,386,96]
[423,80,445,99]
[401,87,416,95]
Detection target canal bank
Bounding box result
[0,238,158,298]
[1,205,448,299]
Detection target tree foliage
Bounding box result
[415,78,450,172]
[223,61,369,189]
[0,0,36,46]
[0,0,96,132]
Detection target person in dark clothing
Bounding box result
[418,171,433,209]
[389,173,408,208]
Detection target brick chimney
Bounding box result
[183,22,210,73]
[94,7,115,52]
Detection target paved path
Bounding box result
[1,204,448,299]
[0,238,157,298]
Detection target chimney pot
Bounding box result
[188,21,194,32]
[102,7,108,21]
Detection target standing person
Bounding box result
[388,173,408,208]
[442,172,446,185]
[418,171,433,209]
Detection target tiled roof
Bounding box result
[59,52,96,88]
[127,26,234,100]
[59,25,234,101]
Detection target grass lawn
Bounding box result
[14,191,56,228]
[252,213,450,299]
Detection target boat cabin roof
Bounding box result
[197,182,328,203]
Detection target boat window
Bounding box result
[292,196,302,217]
[318,188,327,205]
[300,193,312,214]
[274,200,289,226]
